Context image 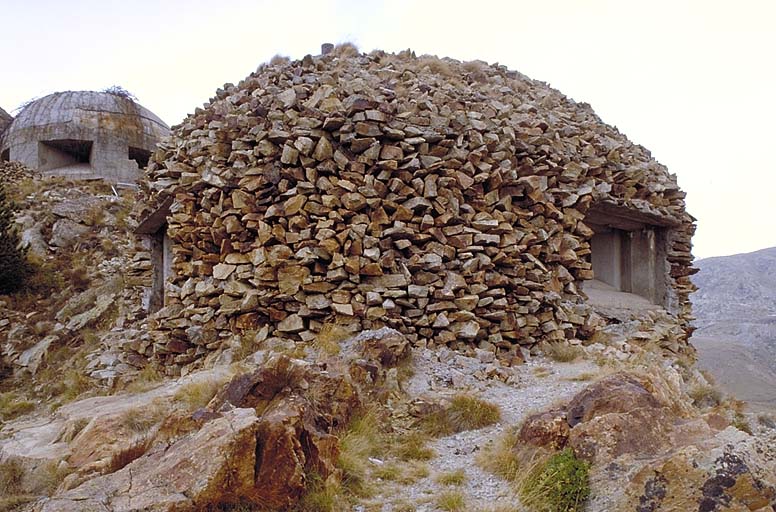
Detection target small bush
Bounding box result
[0,182,31,294]
[0,392,36,421]
[423,394,501,435]
[520,448,590,512]
[436,490,467,511]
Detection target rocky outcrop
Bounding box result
[139,49,696,372]
[518,371,776,511]
[29,328,409,511]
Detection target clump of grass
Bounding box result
[417,56,455,77]
[436,468,466,486]
[332,42,359,58]
[293,473,343,512]
[173,378,223,411]
[688,384,723,408]
[392,431,435,461]
[539,342,584,363]
[120,405,164,434]
[59,369,93,403]
[520,448,590,512]
[0,458,25,495]
[269,54,290,66]
[0,392,36,421]
[337,409,384,497]
[566,372,597,382]
[106,437,151,474]
[314,322,350,356]
[436,490,467,511]
[732,412,752,434]
[125,363,165,393]
[476,428,522,482]
[372,462,401,481]
[422,394,501,436]
[757,413,776,429]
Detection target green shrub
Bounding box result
[0,183,31,294]
[520,448,590,512]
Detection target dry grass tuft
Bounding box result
[332,42,359,58]
[476,427,524,482]
[417,56,456,77]
[269,54,290,66]
[173,378,224,411]
[120,405,164,434]
[688,384,723,408]
[539,341,584,363]
[436,490,467,511]
[392,431,435,461]
[106,437,151,474]
[0,392,36,421]
[436,468,466,486]
[423,394,501,436]
[125,363,165,393]
[314,322,351,356]
[0,458,25,495]
[337,409,384,497]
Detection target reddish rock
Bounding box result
[566,372,663,427]
[518,408,570,450]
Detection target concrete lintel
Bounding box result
[586,201,679,230]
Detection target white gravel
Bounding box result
[363,348,600,511]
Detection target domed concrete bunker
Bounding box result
[0,91,169,183]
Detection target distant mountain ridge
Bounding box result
[691,246,776,410]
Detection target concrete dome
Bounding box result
[0,91,169,183]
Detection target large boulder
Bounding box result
[39,408,261,512]
[517,370,776,511]
[20,328,409,511]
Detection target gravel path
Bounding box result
[363,348,599,511]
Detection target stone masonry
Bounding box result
[138,48,696,370]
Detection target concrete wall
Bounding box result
[590,223,671,308]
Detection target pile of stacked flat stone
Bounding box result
[0,161,37,184]
[141,48,696,369]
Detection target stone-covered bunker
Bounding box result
[136,49,696,369]
[0,91,169,183]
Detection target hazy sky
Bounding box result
[2,0,774,259]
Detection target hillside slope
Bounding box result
[692,247,776,410]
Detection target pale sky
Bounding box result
[2,0,774,259]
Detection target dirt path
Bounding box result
[364,348,599,511]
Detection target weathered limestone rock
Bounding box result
[50,218,89,247]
